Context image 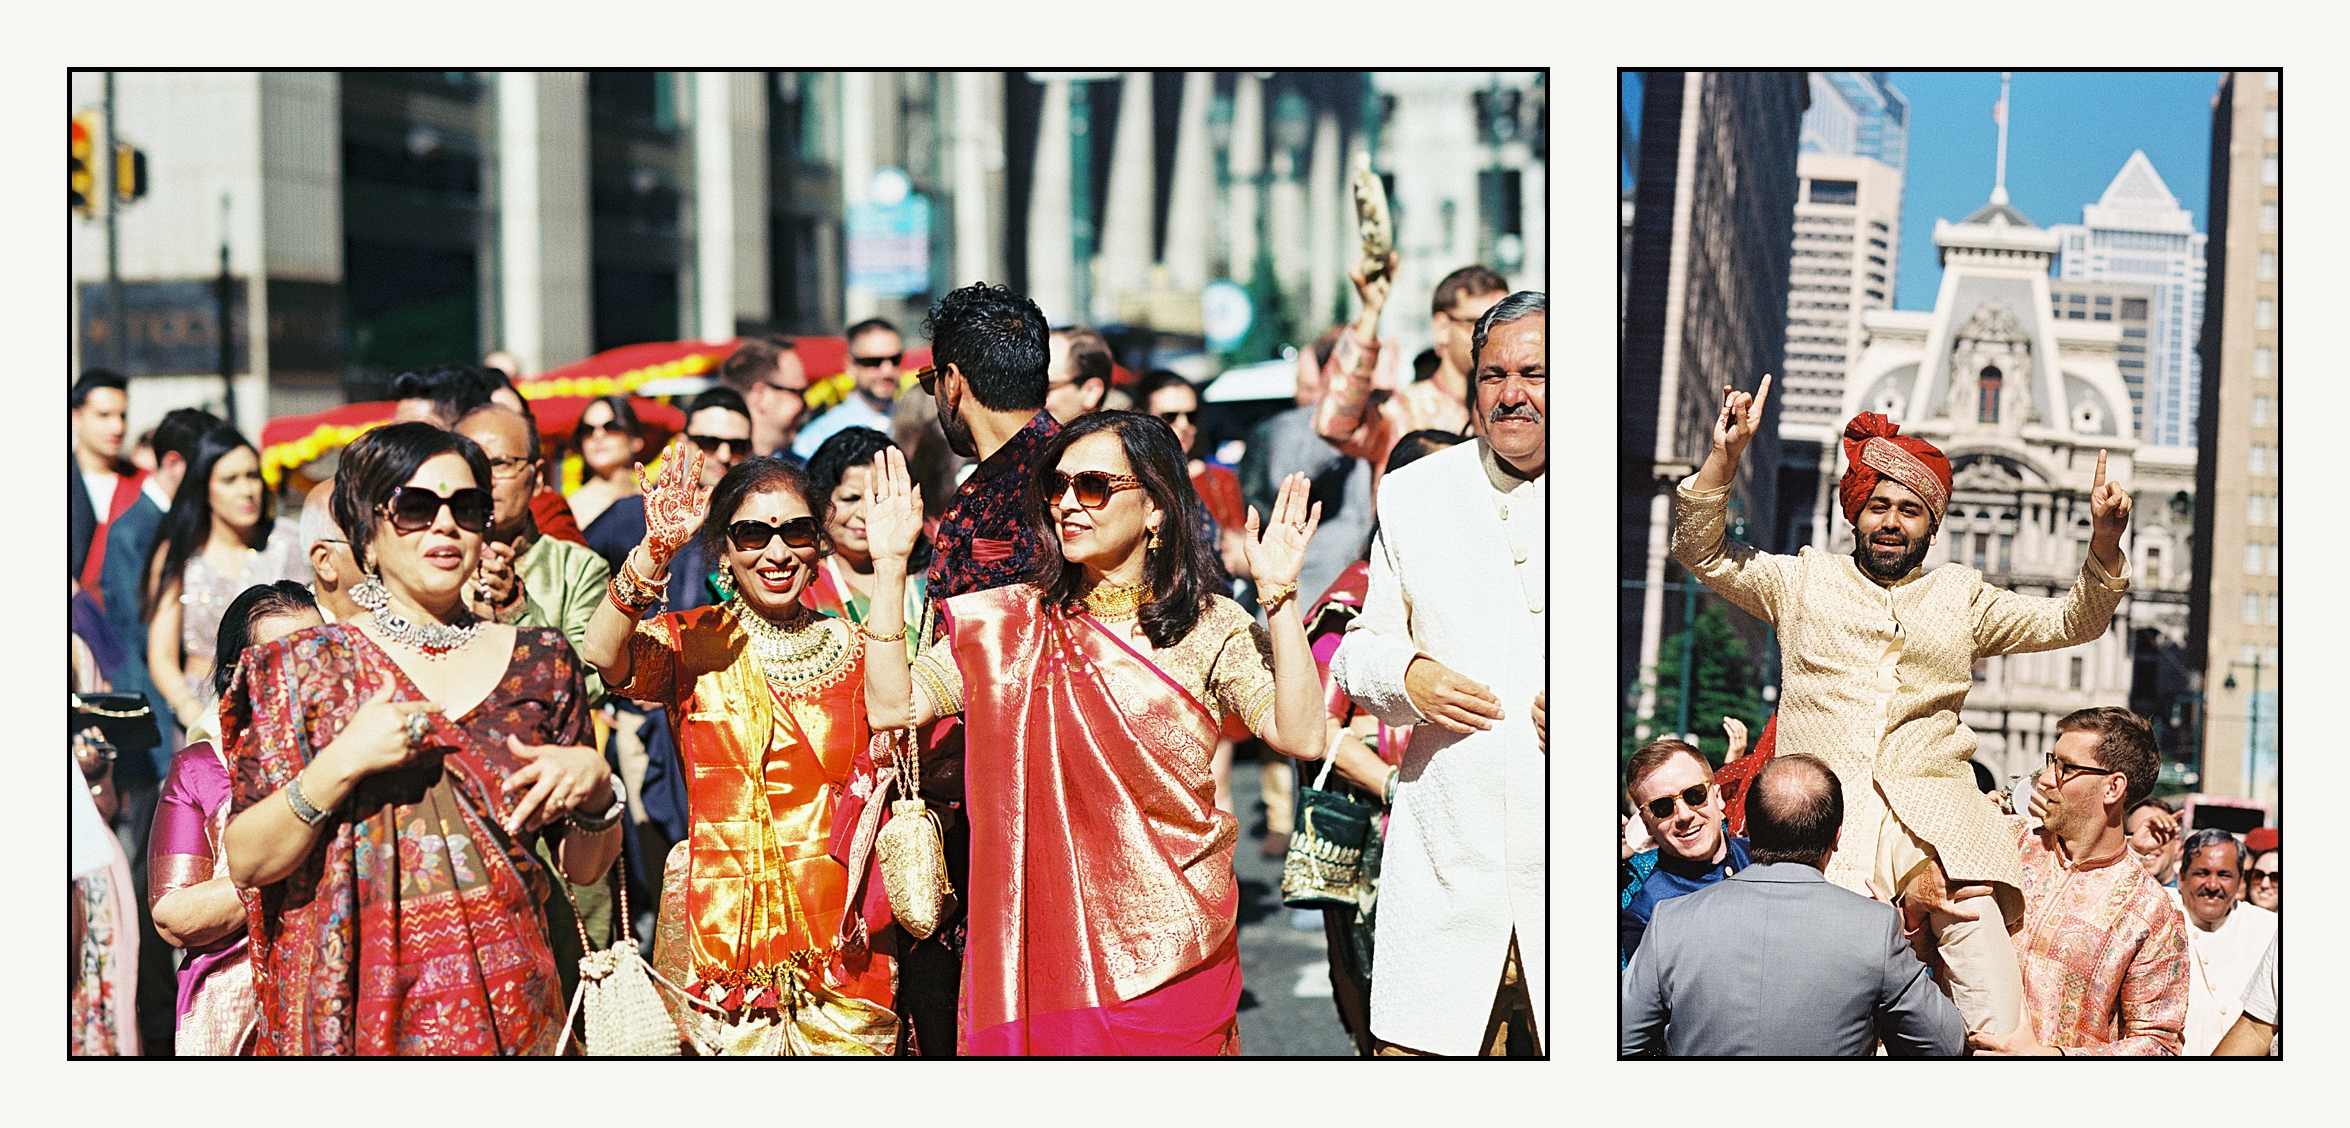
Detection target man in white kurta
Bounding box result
[2173,830,2279,1054]
[1332,293,1546,1056]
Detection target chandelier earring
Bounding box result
[713,566,739,602]
[1146,524,1162,554]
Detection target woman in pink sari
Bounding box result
[861,411,1330,1056]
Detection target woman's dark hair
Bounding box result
[1023,411,1218,649]
[212,580,319,699]
[142,423,271,624]
[699,455,828,559]
[331,421,494,574]
[805,426,931,571]
[923,282,1049,413]
[572,393,644,454]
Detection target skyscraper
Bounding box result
[1803,71,1909,173]
[2049,151,2209,449]
[1619,70,1807,741]
[2189,71,2282,806]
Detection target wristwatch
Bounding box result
[567,775,627,833]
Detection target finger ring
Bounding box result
[404,711,431,748]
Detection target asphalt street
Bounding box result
[1232,796,1360,1057]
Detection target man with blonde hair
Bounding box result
[1619,738,1749,965]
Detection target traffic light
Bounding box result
[69,112,95,216]
[114,142,146,203]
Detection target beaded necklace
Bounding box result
[729,597,846,689]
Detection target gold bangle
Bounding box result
[1255,581,1299,610]
[860,621,908,644]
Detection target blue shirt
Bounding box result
[1621,833,1751,967]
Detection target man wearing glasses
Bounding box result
[1965,707,2186,1055]
[720,336,811,460]
[1043,326,1113,424]
[1619,738,1750,967]
[794,318,909,460]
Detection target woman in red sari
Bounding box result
[861,411,1330,1056]
[221,422,623,1056]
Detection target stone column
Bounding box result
[692,72,769,342]
[1226,73,1264,283]
[950,71,1006,291]
[1161,72,1216,293]
[841,72,879,323]
[1093,71,1156,325]
[497,71,593,374]
[1025,78,1076,325]
[1307,110,1342,331]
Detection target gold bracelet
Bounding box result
[860,620,908,644]
[1255,581,1299,610]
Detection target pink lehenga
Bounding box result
[148,739,257,1055]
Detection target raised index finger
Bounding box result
[2094,449,2107,491]
[1751,373,1773,419]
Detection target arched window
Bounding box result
[1978,366,2003,424]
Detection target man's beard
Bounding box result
[940,401,979,459]
[1853,527,1931,582]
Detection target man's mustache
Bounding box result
[1488,402,1543,424]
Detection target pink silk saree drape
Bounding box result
[949,589,1241,1056]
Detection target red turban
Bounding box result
[1839,413,1951,527]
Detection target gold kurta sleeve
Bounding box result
[1203,602,1278,736]
[1672,477,1797,625]
[1968,548,2129,658]
[909,642,965,719]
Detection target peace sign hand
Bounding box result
[1711,374,1773,460]
[635,436,710,570]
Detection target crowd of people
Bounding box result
[68,262,1548,1057]
[1618,380,2281,1057]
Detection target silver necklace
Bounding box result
[352,575,484,658]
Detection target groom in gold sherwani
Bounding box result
[1672,375,2132,1042]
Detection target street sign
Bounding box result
[847,167,930,297]
[1201,279,1253,351]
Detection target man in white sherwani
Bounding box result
[1331,291,1546,1056]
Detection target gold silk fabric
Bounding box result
[942,587,1270,1033]
[616,604,895,1052]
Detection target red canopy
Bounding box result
[257,395,686,488]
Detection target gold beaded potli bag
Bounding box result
[873,727,953,939]
[558,871,723,1056]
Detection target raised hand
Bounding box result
[1711,373,1773,459]
[1240,471,1322,598]
[635,436,709,569]
[1721,715,1747,762]
[500,734,616,834]
[2089,448,2133,547]
[862,447,925,567]
[472,539,521,617]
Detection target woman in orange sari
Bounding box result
[861,411,1331,1056]
[579,444,896,1055]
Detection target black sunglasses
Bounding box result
[687,434,749,459]
[851,352,904,368]
[727,516,823,552]
[912,365,940,396]
[382,486,493,534]
[1155,409,1196,425]
[1641,782,1711,821]
[1047,470,1144,510]
[2249,869,2281,885]
[578,419,636,439]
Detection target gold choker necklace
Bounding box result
[1083,578,1153,622]
[729,598,844,687]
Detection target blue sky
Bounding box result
[1621,71,2225,310]
[1889,70,2222,309]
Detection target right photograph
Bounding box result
[1616,71,2282,1058]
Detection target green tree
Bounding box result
[1620,602,1768,772]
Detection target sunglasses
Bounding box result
[2249,870,2281,885]
[382,485,493,534]
[1047,470,1144,510]
[2044,753,2122,783]
[1156,410,1196,425]
[1641,782,1711,821]
[578,419,636,439]
[912,365,940,396]
[727,516,823,552]
[851,353,904,368]
[687,434,749,459]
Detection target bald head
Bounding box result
[302,477,361,622]
[1746,754,1844,869]
[455,404,540,538]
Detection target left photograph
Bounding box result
[66,70,1547,1058]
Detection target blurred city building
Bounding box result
[2189,70,2281,807]
[2050,151,2207,450]
[1618,70,1807,740]
[71,70,1544,445]
[1826,130,2192,787]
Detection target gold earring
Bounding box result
[1147,526,1162,553]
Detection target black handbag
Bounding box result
[1279,744,1382,911]
[70,692,162,755]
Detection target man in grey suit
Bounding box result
[1621,754,1964,1057]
